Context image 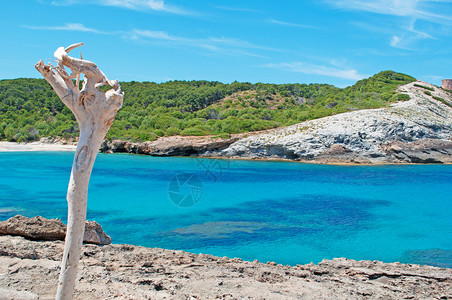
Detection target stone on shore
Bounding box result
[83,220,112,245]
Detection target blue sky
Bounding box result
[1,0,452,87]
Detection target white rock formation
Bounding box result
[221,81,452,163]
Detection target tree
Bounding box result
[35,43,123,300]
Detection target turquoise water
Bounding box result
[0,152,451,268]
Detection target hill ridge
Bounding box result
[0,71,415,142]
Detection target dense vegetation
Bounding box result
[0,71,415,142]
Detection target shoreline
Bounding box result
[1,234,451,299]
[2,140,452,165]
[0,141,76,152]
[197,154,452,166]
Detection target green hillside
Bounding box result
[0,71,415,142]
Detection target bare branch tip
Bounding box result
[65,42,84,54]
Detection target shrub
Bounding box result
[180,127,207,136]
[414,83,434,91]
[153,129,165,137]
[139,132,155,141]
[194,124,211,132]
[185,118,205,128]
[250,120,276,131]
[4,126,17,141]
[165,127,181,136]
[391,93,410,101]
[23,125,38,141]
[433,96,452,108]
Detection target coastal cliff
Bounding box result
[100,81,452,164]
[217,81,452,163]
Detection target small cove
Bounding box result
[0,152,451,268]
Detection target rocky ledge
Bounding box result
[0,215,111,245]
[0,235,451,299]
[100,135,244,156]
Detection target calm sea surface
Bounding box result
[0,152,451,267]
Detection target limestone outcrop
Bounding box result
[0,215,111,245]
[218,81,452,163]
[100,135,241,156]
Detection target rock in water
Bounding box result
[0,215,111,245]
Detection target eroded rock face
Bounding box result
[100,136,239,156]
[383,139,452,163]
[0,215,111,245]
[219,81,452,164]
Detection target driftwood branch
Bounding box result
[35,43,123,300]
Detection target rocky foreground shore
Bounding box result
[100,81,452,164]
[0,234,451,299]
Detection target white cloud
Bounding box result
[24,23,101,33]
[207,37,281,52]
[102,0,189,14]
[339,0,418,17]
[132,30,178,41]
[128,29,271,57]
[47,0,192,15]
[268,19,319,29]
[333,0,448,50]
[405,19,433,38]
[326,0,452,24]
[423,74,443,81]
[199,44,266,58]
[264,61,366,81]
[216,5,259,13]
[25,20,275,58]
[390,35,403,48]
[389,18,435,49]
[49,0,78,6]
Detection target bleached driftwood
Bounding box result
[35,43,123,300]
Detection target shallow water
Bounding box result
[0,152,451,267]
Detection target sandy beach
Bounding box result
[0,141,76,152]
